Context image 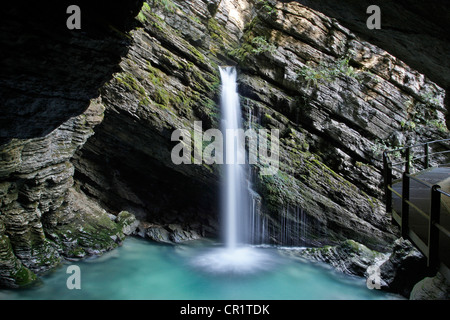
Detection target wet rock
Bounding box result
[283,237,441,299]
[410,272,450,300]
[379,238,428,297]
[0,223,37,288]
[139,222,201,244]
[116,211,140,236]
[45,187,131,259]
[168,224,201,243]
[287,239,387,277]
[145,225,172,244]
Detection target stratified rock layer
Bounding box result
[74,0,447,251]
[0,1,144,287]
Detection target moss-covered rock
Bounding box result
[284,239,387,277]
[46,188,134,259]
[116,210,140,236]
[0,231,38,288]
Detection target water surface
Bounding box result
[0,237,402,300]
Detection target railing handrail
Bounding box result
[384,138,450,156]
[383,137,450,179]
[383,137,450,274]
[438,188,450,198]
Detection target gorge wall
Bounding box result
[1,0,448,288]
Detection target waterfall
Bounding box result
[219,66,249,249]
[192,66,291,273]
[219,66,268,247]
[218,68,309,248]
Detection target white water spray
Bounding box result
[219,66,249,249]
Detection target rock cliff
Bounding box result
[0,0,448,288]
[0,0,144,287]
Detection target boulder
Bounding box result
[145,225,172,244]
[410,272,450,300]
[116,211,140,236]
[138,222,201,244]
[285,239,387,277]
[379,238,428,297]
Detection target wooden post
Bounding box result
[428,185,441,270]
[383,152,393,213]
[401,148,411,238]
[401,171,410,239]
[405,147,411,174]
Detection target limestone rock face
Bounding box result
[72,0,448,253]
[0,1,143,287]
[222,0,447,249]
[1,0,448,288]
[293,0,450,95]
[410,272,450,300]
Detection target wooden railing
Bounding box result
[383,138,450,273]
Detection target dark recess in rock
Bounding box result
[0,0,144,143]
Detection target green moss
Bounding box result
[13,265,37,286]
[189,15,202,25]
[227,14,277,63]
[255,0,277,15]
[251,36,276,55]
[302,141,309,151]
[188,44,206,64]
[296,55,361,88]
[49,205,124,259]
[115,72,146,97]
[115,70,176,109]
[145,61,191,110]
[228,43,254,63]
[67,246,86,258]
[136,2,151,23]
[207,17,228,47]
[207,18,221,37]
[0,234,38,287]
[154,0,177,12]
[427,119,448,133]
[140,96,151,106]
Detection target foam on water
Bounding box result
[192,246,277,275]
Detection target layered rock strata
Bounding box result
[0,1,144,287]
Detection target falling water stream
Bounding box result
[220,66,246,249]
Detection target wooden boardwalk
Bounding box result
[391,167,450,268]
